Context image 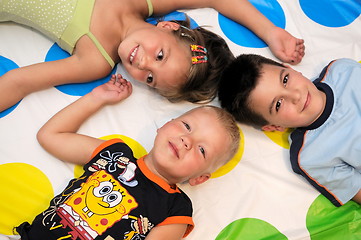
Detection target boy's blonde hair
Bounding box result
[195,105,240,169]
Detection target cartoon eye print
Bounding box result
[93,181,123,208]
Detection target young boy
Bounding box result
[16,76,240,240]
[218,54,361,207]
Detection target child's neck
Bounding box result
[143,154,178,187]
[309,90,327,126]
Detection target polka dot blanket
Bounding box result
[1,0,361,239]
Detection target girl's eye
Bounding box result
[283,74,289,86]
[182,121,191,131]
[147,73,153,84]
[275,99,282,112]
[156,50,164,61]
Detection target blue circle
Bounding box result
[45,44,115,96]
[147,11,199,28]
[218,0,286,48]
[0,56,20,118]
[300,0,361,28]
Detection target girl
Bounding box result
[0,0,304,111]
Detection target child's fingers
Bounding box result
[110,74,124,84]
[115,74,124,81]
[296,38,305,45]
[116,78,132,91]
[117,74,124,80]
[110,74,117,81]
[117,75,127,84]
[126,81,133,94]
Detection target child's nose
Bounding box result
[288,89,301,104]
[137,55,148,70]
[181,136,192,150]
[138,55,154,70]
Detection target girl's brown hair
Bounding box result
[157,17,235,103]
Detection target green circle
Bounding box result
[306,194,361,240]
[216,218,287,240]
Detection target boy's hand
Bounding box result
[267,27,305,65]
[37,74,132,165]
[91,74,133,105]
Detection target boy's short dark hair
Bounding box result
[218,54,283,127]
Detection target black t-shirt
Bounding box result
[17,139,193,240]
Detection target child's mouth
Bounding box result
[302,92,310,111]
[169,142,179,158]
[129,46,139,64]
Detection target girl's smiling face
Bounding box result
[118,22,192,93]
[249,64,327,130]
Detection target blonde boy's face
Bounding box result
[150,107,231,185]
[249,64,327,130]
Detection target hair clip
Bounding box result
[179,25,196,41]
[190,45,208,64]
[180,32,195,42]
[192,55,208,64]
[180,25,192,31]
[190,45,207,54]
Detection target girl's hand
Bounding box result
[266,27,305,65]
[91,74,133,105]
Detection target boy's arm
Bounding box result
[37,76,132,165]
[352,190,361,205]
[145,224,188,240]
[151,0,304,64]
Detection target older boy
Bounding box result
[218,54,361,207]
[16,75,240,240]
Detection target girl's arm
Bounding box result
[150,0,305,64]
[37,76,132,165]
[145,224,188,240]
[0,37,112,112]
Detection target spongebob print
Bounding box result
[57,170,138,239]
[89,150,138,187]
[17,141,189,240]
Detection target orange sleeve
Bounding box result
[90,138,124,159]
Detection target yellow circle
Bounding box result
[211,125,245,178]
[74,134,148,178]
[0,163,54,235]
[263,128,292,149]
[101,134,148,159]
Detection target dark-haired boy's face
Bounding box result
[249,64,327,130]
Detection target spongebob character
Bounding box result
[56,170,138,239]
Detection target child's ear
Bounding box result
[156,21,180,31]
[188,174,211,186]
[261,124,285,132]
